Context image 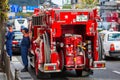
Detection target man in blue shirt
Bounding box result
[6,23,14,61]
[21,27,30,72]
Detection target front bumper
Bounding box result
[12,47,21,53]
[109,50,120,57]
[39,63,61,73]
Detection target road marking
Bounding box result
[12,56,19,62]
[113,71,120,75]
[11,56,34,80]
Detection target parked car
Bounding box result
[99,30,120,58]
[13,18,28,31]
[12,31,23,54]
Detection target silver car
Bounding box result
[12,31,23,54]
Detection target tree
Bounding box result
[82,0,98,5]
[75,0,99,9]
[0,0,9,66]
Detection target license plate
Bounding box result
[76,15,88,22]
[12,44,16,46]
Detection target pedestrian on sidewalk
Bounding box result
[5,23,14,61]
[21,27,30,72]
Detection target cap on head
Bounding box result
[28,17,32,21]
[22,28,29,33]
[21,25,25,30]
[7,23,12,27]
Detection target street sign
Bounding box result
[19,6,22,12]
[22,6,26,13]
[10,4,38,13]
[10,5,19,13]
[26,6,38,12]
[27,6,30,10]
[10,5,15,12]
[26,6,30,12]
[14,5,19,13]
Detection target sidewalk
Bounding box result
[10,56,33,80]
[0,73,7,80]
[0,62,7,80]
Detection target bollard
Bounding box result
[5,53,10,80]
[15,69,21,80]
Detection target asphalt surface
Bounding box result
[0,73,7,80]
[14,55,120,80]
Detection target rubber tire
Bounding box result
[102,50,107,60]
[29,52,35,69]
[76,70,82,77]
[98,34,104,60]
[30,65,34,69]
[36,70,51,79]
[76,70,91,77]
[59,50,66,72]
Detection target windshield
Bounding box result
[14,32,23,40]
[17,20,25,24]
[108,33,120,41]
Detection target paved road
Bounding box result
[0,73,7,80]
[15,55,120,80]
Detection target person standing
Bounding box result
[21,27,30,72]
[5,23,14,61]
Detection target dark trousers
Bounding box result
[6,44,12,58]
[21,47,28,68]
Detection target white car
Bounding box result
[99,31,120,58]
[14,18,28,31]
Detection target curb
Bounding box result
[0,73,7,80]
[10,56,33,80]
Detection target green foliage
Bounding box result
[98,29,103,32]
[82,0,98,5]
[62,4,72,9]
[0,0,9,23]
[16,12,33,18]
[76,0,98,9]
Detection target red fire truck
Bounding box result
[29,8,105,78]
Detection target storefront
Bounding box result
[100,1,119,31]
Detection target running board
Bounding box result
[91,61,106,69]
[38,63,61,73]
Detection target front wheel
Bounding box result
[30,65,34,69]
[75,70,82,76]
[102,50,108,60]
[75,69,91,77]
[98,34,104,60]
[36,70,51,79]
[59,50,66,72]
